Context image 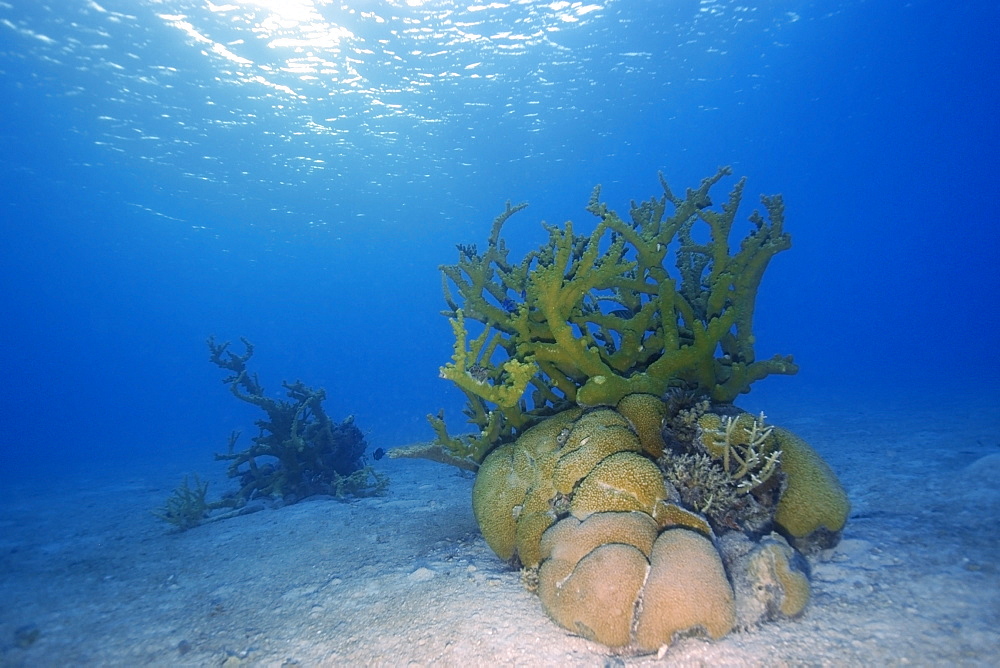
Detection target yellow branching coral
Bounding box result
[438,308,538,410]
[418,168,798,468]
[699,412,782,493]
[386,409,500,472]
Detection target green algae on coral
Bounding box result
[415,168,798,467]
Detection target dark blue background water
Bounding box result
[2,1,997,478]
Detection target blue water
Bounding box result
[1,0,997,478]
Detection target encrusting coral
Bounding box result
[394,169,848,653]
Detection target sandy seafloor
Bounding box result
[2,388,998,667]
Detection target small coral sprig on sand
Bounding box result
[153,474,211,530]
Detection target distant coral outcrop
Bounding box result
[154,337,387,530]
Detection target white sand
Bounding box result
[2,390,997,666]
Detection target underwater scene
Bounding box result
[1,0,998,665]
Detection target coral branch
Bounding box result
[426,169,797,466]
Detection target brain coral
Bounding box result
[616,393,668,458]
[771,426,850,546]
[471,408,581,562]
[536,516,735,650]
[473,406,665,568]
[633,528,736,650]
[537,513,656,646]
[724,532,811,628]
[472,395,846,652]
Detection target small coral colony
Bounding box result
[155,338,386,530]
[391,167,849,652]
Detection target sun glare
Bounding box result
[203,0,358,63]
[158,0,610,117]
[214,0,323,25]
